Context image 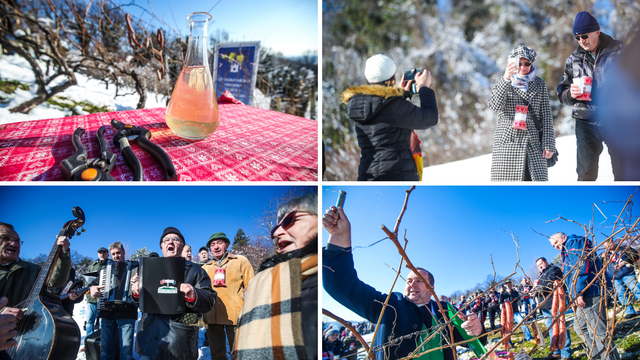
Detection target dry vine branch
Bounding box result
[322,309,374,360]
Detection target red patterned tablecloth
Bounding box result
[0,104,318,181]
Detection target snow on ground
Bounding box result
[72,299,229,360]
[0,54,270,125]
[422,135,615,183]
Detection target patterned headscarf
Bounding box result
[508,45,537,63]
[508,45,537,92]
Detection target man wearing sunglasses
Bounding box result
[202,232,254,360]
[235,193,318,360]
[557,11,623,181]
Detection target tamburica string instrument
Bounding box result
[8,207,86,360]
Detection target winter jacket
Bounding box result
[499,288,522,310]
[535,264,564,310]
[323,244,484,360]
[256,241,318,360]
[489,75,556,181]
[561,235,602,299]
[485,293,500,309]
[85,258,108,304]
[88,263,138,321]
[0,251,71,308]
[324,339,344,358]
[557,32,623,122]
[135,260,216,360]
[604,250,635,280]
[202,253,254,325]
[341,85,438,181]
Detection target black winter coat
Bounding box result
[135,260,216,360]
[341,85,438,181]
[535,265,564,310]
[557,32,623,121]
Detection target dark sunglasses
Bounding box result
[574,34,589,41]
[270,210,313,238]
[519,62,531,67]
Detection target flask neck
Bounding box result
[184,20,209,68]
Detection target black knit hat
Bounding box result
[160,226,185,246]
[198,246,208,253]
[573,11,599,36]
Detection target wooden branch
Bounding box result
[322,309,374,360]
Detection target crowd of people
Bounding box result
[322,193,640,360]
[0,192,319,360]
[338,11,637,182]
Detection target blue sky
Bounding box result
[121,0,318,57]
[1,185,313,261]
[322,186,639,321]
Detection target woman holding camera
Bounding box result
[489,45,556,181]
[341,54,438,181]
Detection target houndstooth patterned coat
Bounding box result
[489,76,556,181]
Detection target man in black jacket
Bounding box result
[132,227,216,360]
[557,11,623,181]
[500,280,534,343]
[534,257,572,360]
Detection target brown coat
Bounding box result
[202,253,254,325]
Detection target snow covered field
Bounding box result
[422,135,615,183]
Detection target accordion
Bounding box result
[97,260,139,311]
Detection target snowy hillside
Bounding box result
[0,54,270,125]
[422,135,614,183]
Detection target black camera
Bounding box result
[403,68,424,94]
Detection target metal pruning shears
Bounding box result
[111,119,178,181]
[60,127,117,181]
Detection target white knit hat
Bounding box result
[365,54,396,83]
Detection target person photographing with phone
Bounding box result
[489,45,556,181]
[341,54,438,181]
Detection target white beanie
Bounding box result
[365,54,396,83]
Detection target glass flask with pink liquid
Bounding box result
[165,12,220,140]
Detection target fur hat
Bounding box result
[573,11,599,36]
[508,45,537,63]
[364,54,396,83]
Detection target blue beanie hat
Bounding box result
[573,11,600,36]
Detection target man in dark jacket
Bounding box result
[322,206,484,360]
[85,246,109,335]
[235,193,318,360]
[549,232,619,360]
[341,54,438,181]
[485,290,500,330]
[89,242,137,360]
[556,11,623,181]
[500,280,534,343]
[602,240,640,319]
[534,257,572,360]
[132,227,216,360]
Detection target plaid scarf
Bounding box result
[235,253,317,360]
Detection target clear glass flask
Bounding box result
[165,12,220,140]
